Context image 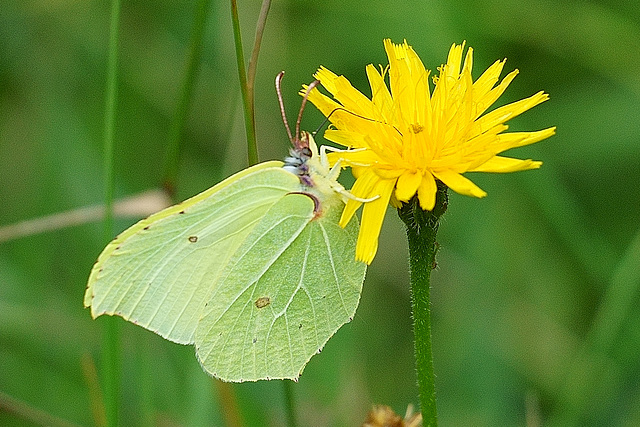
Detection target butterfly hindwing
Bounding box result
[195,192,364,381]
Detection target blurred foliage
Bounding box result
[1,0,640,426]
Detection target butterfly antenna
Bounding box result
[295,79,320,147]
[275,71,294,143]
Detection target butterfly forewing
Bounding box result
[85,164,300,344]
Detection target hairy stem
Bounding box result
[397,183,448,426]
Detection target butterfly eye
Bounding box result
[300,147,312,159]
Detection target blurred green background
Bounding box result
[1,0,639,426]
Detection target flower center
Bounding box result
[410,123,424,134]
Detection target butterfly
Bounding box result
[84,72,366,382]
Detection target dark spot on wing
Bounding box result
[143,226,150,230]
[188,236,198,243]
[179,210,185,214]
[254,296,271,309]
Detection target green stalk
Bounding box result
[249,3,298,423]
[283,381,297,427]
[229,3,299,426]
[162,0,213,195]
[246,0,272,109]
[229,0,271,166]
[100,318,120,427]
[0,391,84,427]
[397,183,448,427]
[552,228,640,426]
[101,0,121,425]
[215,382,244,427]
[229,0,258,165]
[228,2,282,425]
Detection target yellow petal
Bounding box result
[492,127,557,152]
[433,169,487,198]
[313,66,339,88]
[324,129,368,148]
[385,40,414,124]
[389,192,402,208]
[445,42,465,78]
[356,178,395,264]
[327,147,380,167]
[417,172,438,210]
[304,86,342,118]
[472,59,507,100]
[475,91,550,132]
[470,156,542,173]
[473,68,518,118]
[315,67,377,118]
[338,168,380,227]
[373,167,404,180]
[366,64,394,121]
[395,170,422,202]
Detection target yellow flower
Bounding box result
[306,40,556,264]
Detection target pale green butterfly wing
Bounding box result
[85,125,367,381]
[195,191,364,381]
[84,161,300,344]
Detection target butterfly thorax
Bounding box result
[283,146,312,186]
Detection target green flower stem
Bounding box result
[163,0,213,196]
[397,182,448,427]
[102,0,121,425]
